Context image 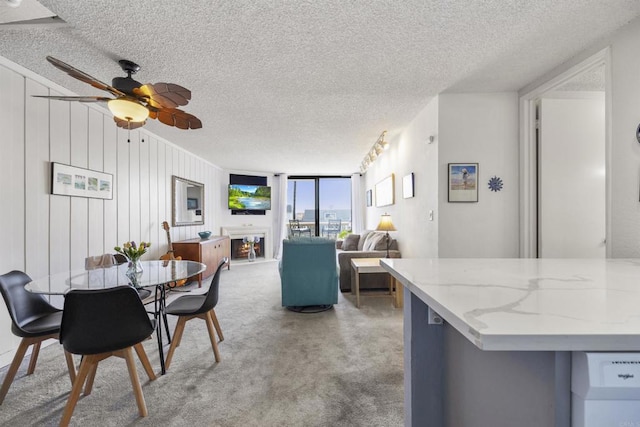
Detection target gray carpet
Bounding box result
[0,260,404,426]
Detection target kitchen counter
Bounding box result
[381,258,640,427]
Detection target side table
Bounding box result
[350,258,402,308]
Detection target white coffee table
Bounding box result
[350,257,402,308]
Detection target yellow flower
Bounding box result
[114,240,151,262]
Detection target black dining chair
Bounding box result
[113,253,128,264]
[59,286,157,426]
[0,270,75,405]
[164,258,227,370]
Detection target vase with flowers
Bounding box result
[242,236,260,262]
[114,241,151,286]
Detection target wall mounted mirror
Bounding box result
[172,176,204,226]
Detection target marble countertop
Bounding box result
[381,258,640,351]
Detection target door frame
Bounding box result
[519,47,612,258]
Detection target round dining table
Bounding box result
[25,260,206,375]
[25,260,205,294]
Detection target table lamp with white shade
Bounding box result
[375,213,396,258]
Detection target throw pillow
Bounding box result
[373,234,390,251]
[363,232,384,251]
[342,234,360,251]
[358,230,373,251]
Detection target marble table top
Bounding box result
[381,258,640,351]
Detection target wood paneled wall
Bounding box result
[0,61,222,364]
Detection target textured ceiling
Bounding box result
[1,0,639,174]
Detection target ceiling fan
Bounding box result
[35,56,202,131]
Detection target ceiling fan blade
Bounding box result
[46,56,126,97]
[153,108,202,130]
[113,116,145,130]
[135,83,192,109]
[33,95,112,103]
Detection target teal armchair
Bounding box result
[279,237,339,308]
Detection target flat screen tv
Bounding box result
[228,184,271,210]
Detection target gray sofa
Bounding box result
[336,230,401,292]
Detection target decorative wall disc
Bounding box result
[488,176,503,192]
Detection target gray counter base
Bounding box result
[404,288,571,427]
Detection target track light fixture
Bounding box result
[359,131,388,173]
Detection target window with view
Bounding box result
[287,177,351,238]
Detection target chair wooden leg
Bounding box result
[204,311,221,363]
[210,309,224,342]
[0,337,35,405]
[60,355,96,427]
[122,347,148,417]
[27,341,41,375]
[133,343,157,381]
[165,317,187,370]
[64,351,76,385]
[83,363,99,396]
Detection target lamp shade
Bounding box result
[107,98,149,122]
[376,213,396,232]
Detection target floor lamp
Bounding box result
[375,213,396,258]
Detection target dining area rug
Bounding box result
[0,260,404,426]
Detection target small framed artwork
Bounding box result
[51,162,113,200]
[375,174,395,207]
[366,189,373,207]
[402,173,415,198]
[448,163,478,202]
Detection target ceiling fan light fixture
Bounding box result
[108,98,149,122]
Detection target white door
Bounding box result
[538,94,605,258]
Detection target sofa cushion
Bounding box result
[342,234,360,251]
[362,232,385,251]
[373,235,391,251]
[357,230,373,251]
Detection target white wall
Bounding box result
[438,93,520,257]
[363,97,439,258]
[0,57,222,366]
[363,93,519,259]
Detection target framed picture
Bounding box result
[187,197,198,210]
[448,163,478,202]
[51,162,113,200]
[375,174,395,207]
[366,189,373,207]
[402,173,415,198]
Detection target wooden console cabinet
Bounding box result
[172,236,230,287]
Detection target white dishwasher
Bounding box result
[572,352,640,427]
